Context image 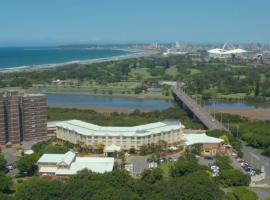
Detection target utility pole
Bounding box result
[213,99,216,119]
[221,112,223,124]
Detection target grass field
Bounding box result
[128,67,152,80]
[216,93,246,100]
[165,66,178,77]
[189,68,201,75]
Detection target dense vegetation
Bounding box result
[215,113,270,156]
[48,107,204,129]
[1,54,270,100]
[0,150,256,200]
[16,142,69,177]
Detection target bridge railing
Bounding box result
[172,87,225,130]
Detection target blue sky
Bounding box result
[0,0,269,46]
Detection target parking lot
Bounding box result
[242,144,270,184]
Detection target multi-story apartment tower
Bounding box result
[0,92,48,145]
[5,92,20,144]
[21,94,47,141]
[0,92,6,145]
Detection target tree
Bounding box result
[16,154,39,176]
[216,169,250,187]
[0,154,7,172]
[97,143,105,153]
[148,153,160,164]
[141,168,163,184]
[117,150,126,167]
[220,135,229,144]
[163,173,224,200]
[0,173,13,194]
[170,159,208,177]
[225,187,258,200]
[14,177,63,200]
[0,80,6,88]
[91,188,140,200]
[255,79,260,96]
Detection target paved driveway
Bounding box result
[131,156,148,176]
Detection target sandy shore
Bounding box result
[49,105,152,113]
[213,108,270,121]
[0,48,158,73]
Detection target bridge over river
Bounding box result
[172,88,225,130]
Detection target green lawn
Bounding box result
[165,66,178,77]
[216,93,246,100]
[189,68,201,75]
[128,67,152,80]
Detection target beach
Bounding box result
[0,48,157,73]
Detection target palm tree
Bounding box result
[139,144,148,155]
[117,150,126,168]
[158,140,168,152]
[97,143,105,154]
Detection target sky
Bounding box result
[0,0,270,46]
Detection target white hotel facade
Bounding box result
[56,120,184,150]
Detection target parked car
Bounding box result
[204,156,213,160]
[6,164,14,170]
[232,152,237,157]
[248,170,256,176]
[237,158,244,163]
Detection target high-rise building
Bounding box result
[0,92,6,145]
[0,92,48,145]
[5,92,20,144]
[21,94,48,141]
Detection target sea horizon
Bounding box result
[0,46,134,70]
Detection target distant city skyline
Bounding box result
[0,0,270,46]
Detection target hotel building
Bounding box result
[56,120,184,150]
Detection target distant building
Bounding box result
[147,87,162,94]
[0,92,48,146]
[56,120,184,150]
[37,151,114,176]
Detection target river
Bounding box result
[47,93,173,111]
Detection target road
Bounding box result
[172,88,224,130]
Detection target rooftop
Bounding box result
[184,133,224,146]
[37,151,114,175]
[56,119,184,137]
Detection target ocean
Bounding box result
[0,47,130,69]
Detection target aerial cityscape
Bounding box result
[0,1,270,200]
